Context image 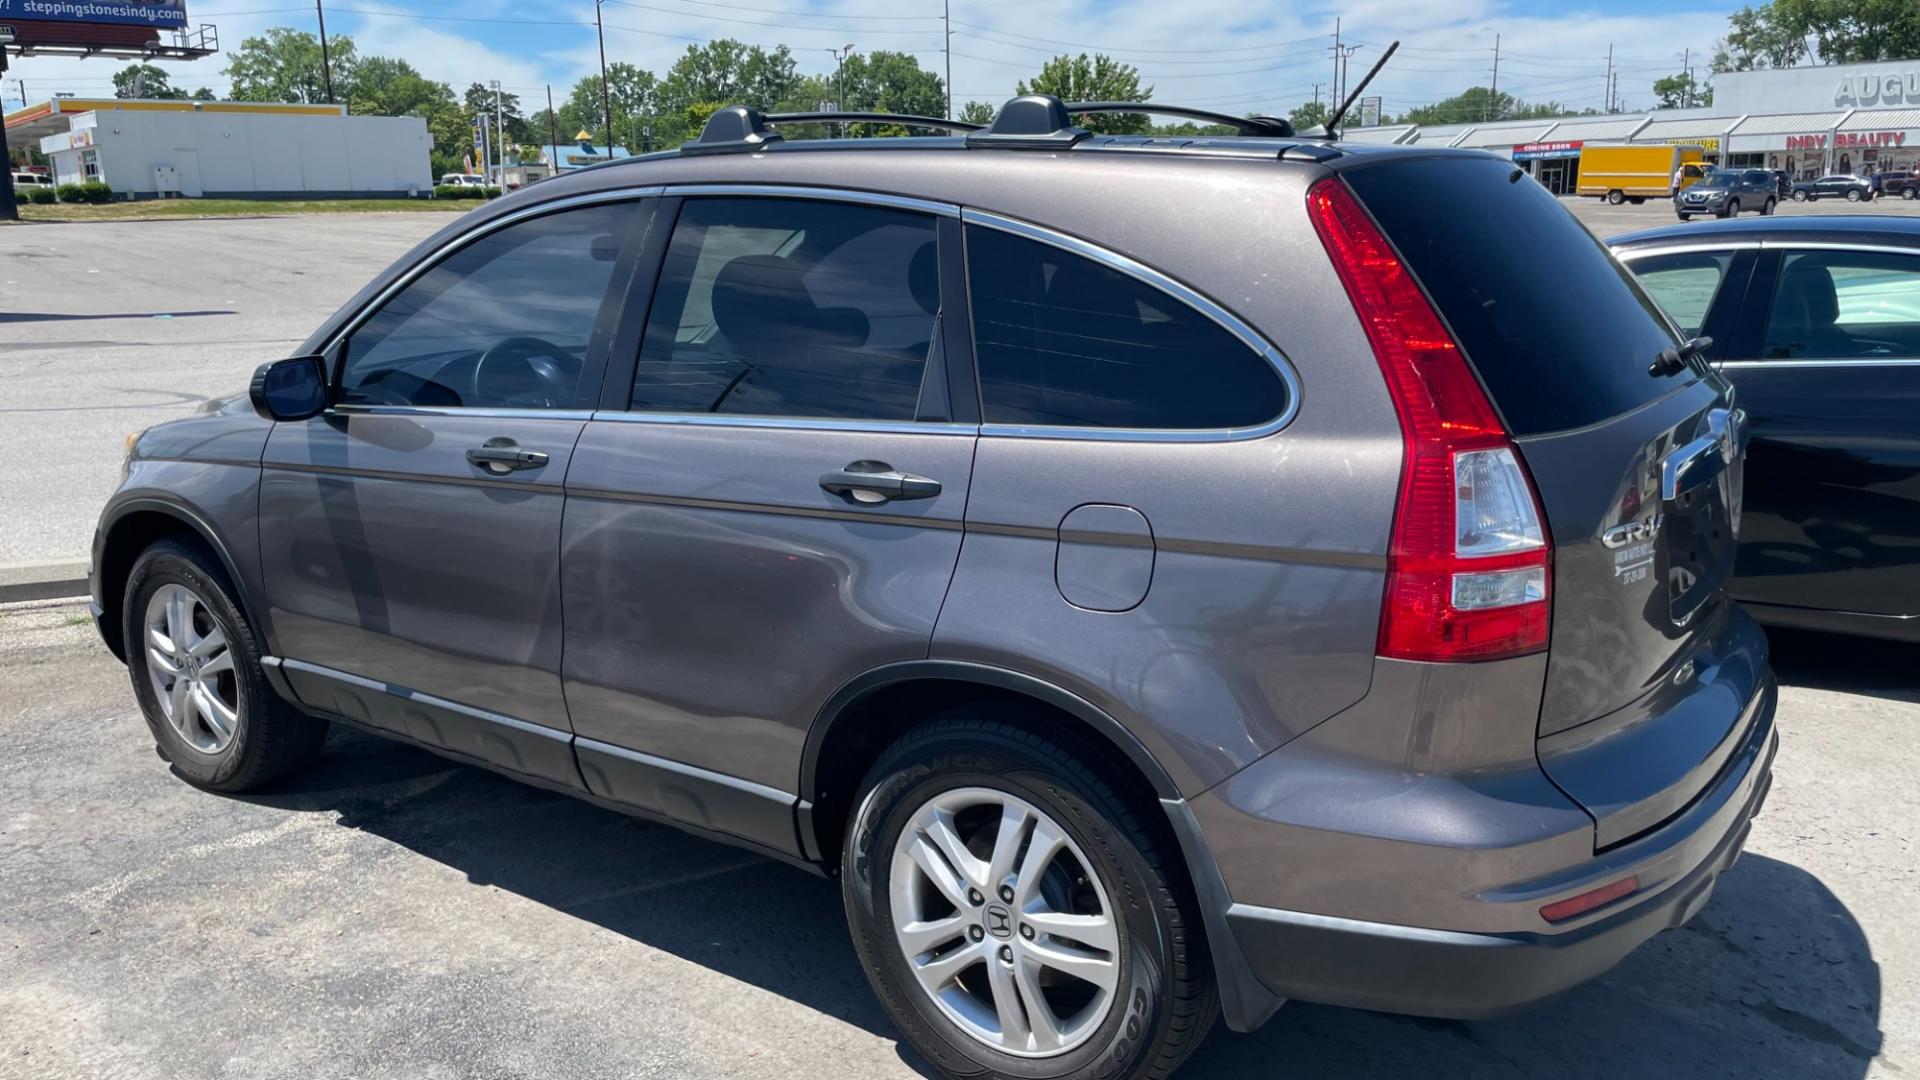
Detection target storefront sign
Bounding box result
[1655,136,1720,152]
[1835,71,1920,107]
[1512,140,1582,160]
[1836,130,1907,148]
[2,1,188,27]
[1786,134,1828,150]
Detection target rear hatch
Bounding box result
[1344,155,1764,847]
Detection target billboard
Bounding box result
[0,1,187,28]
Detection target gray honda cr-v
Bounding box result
[92,97,1776,1080]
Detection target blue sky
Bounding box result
[6,0,1738,122]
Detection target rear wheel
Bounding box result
[1722,198,1740,218]
[843,715,1216,1080]
[1903,188,1917,200]
[1676,212,1692,221]
[1606,189,1626,205]
[1847,188,1863,202]
[124,540,327,792]
[1628,196,1646,205]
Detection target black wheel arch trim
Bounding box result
[799,659,1183,805]
[95,496,268,662]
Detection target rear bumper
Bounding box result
[1219,680,1777,1020]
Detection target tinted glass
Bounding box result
[341,203,631,409]
[1345,156,1689,435]
[1628,251,1735,337]
[965,225,1289,429]
[1763,250,1920,360]
[631,198,938,421]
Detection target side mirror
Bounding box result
[249,355,329,421]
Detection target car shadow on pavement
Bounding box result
[232,725,1882,1080]
[1767,627,1919,705]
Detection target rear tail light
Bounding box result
[1306,177,1552,662]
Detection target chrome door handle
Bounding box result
[1661,408,1736,501]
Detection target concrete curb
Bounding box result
[0,560,90,604]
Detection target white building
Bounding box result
[1347,57,1920,193]
[6,98,432,199]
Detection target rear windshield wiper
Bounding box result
[1650,335,1712,377]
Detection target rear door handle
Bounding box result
[467,439,549,475]
[820,460,941,503]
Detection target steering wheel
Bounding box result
[470,336,582,409]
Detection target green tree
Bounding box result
[833,51,946,134]
[113,63,190,99]
[346,57,465,173]
[224,28,356,104]
[1652,72,1713,108]
[1016,54,1152,134]
[464,82,533,144]
[1392,87,1569,125]
[1714,0,1920,70]
[651,41,801,146]
[1289,99,1330,130]
[958,100,997,127]
[566,62,661,148]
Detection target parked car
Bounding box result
[92,97,1777,1080]
[1878,169,1920,200]
[1791,174,1874,202]
[10,170,52,187]
[1612,215,1920,643]
[438,173,488,188]
[1675,168,1780,219]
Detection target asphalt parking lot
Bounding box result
[1,195,1916,1079]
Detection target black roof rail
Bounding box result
[965,95,1091,149]
[685,105,982,154]
[1064,102,1294,138]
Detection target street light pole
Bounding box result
[595,0,613,154]
[943,0,952,120]
[316,0,335,105]
[827,44,855,136]
[492,78,506,185]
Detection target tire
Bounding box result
[124,539,327,792]
[1628,196,1645,205]
[1762,197,1776,215]
[1677,213,1691,221]
[1794,190,1810,201]
[1847,188,1862,202]
[1903,188,1917,200]
[1606,189,1626,206]
[1722,198,1739,218]
[843,714,1216,1080]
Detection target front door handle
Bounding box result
[467,438,549,475]
[820,460,941,504]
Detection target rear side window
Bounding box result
[965,225,1290,430]
[1345,157,1687,435]
[1627,251,1735,337]
[1763,250,1920,359]
[631,197,938,421]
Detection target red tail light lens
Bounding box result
[1306,177,1551,662]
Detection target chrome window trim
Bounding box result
[328,404,597,421]
[1613,242,1760,262]
[1761,240,1920,257]
[1615,239,1920,262]
[319,186,663,399]
[960,207,1303,443]
[1720,358,1920,369]
[663,183,959,218]
[590,411,976,436]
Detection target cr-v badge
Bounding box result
[1605,513,1661,585]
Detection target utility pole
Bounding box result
[1329,17,1342,106]
[480,113,492,190]
[943,0,952,120]
[1682,47,1692,108]
[316,0,335,105]
[1488,34,1500,121]
[595,0,613,153]
[827,45,855,136]
[492,78,507,183]
[545,84,559,174]
[1605,43,1614,112]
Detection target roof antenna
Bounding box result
[1304,40,1399,140]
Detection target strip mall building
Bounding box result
[1347,57,1920,194]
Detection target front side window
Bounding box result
[340,202,634,409]
[965,225,1290,430]
[1627,251,1735,337]
[631,197,940,421]
[1763,250,1920,360]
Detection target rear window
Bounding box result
[1344,156,1690,435]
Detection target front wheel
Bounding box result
[1762,197,1777,215]
[1794,190,1810,201]
[844,716,1216,1080]
[1847,188,1863,202]
[1677,212,1692,221]
[1903,188,1917,200]
[1606,189,1626,206]
[124,539,327,791]
[1722,198,1740,218]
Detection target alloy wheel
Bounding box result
[888,787,1119,1058]
[143,583,242,755]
